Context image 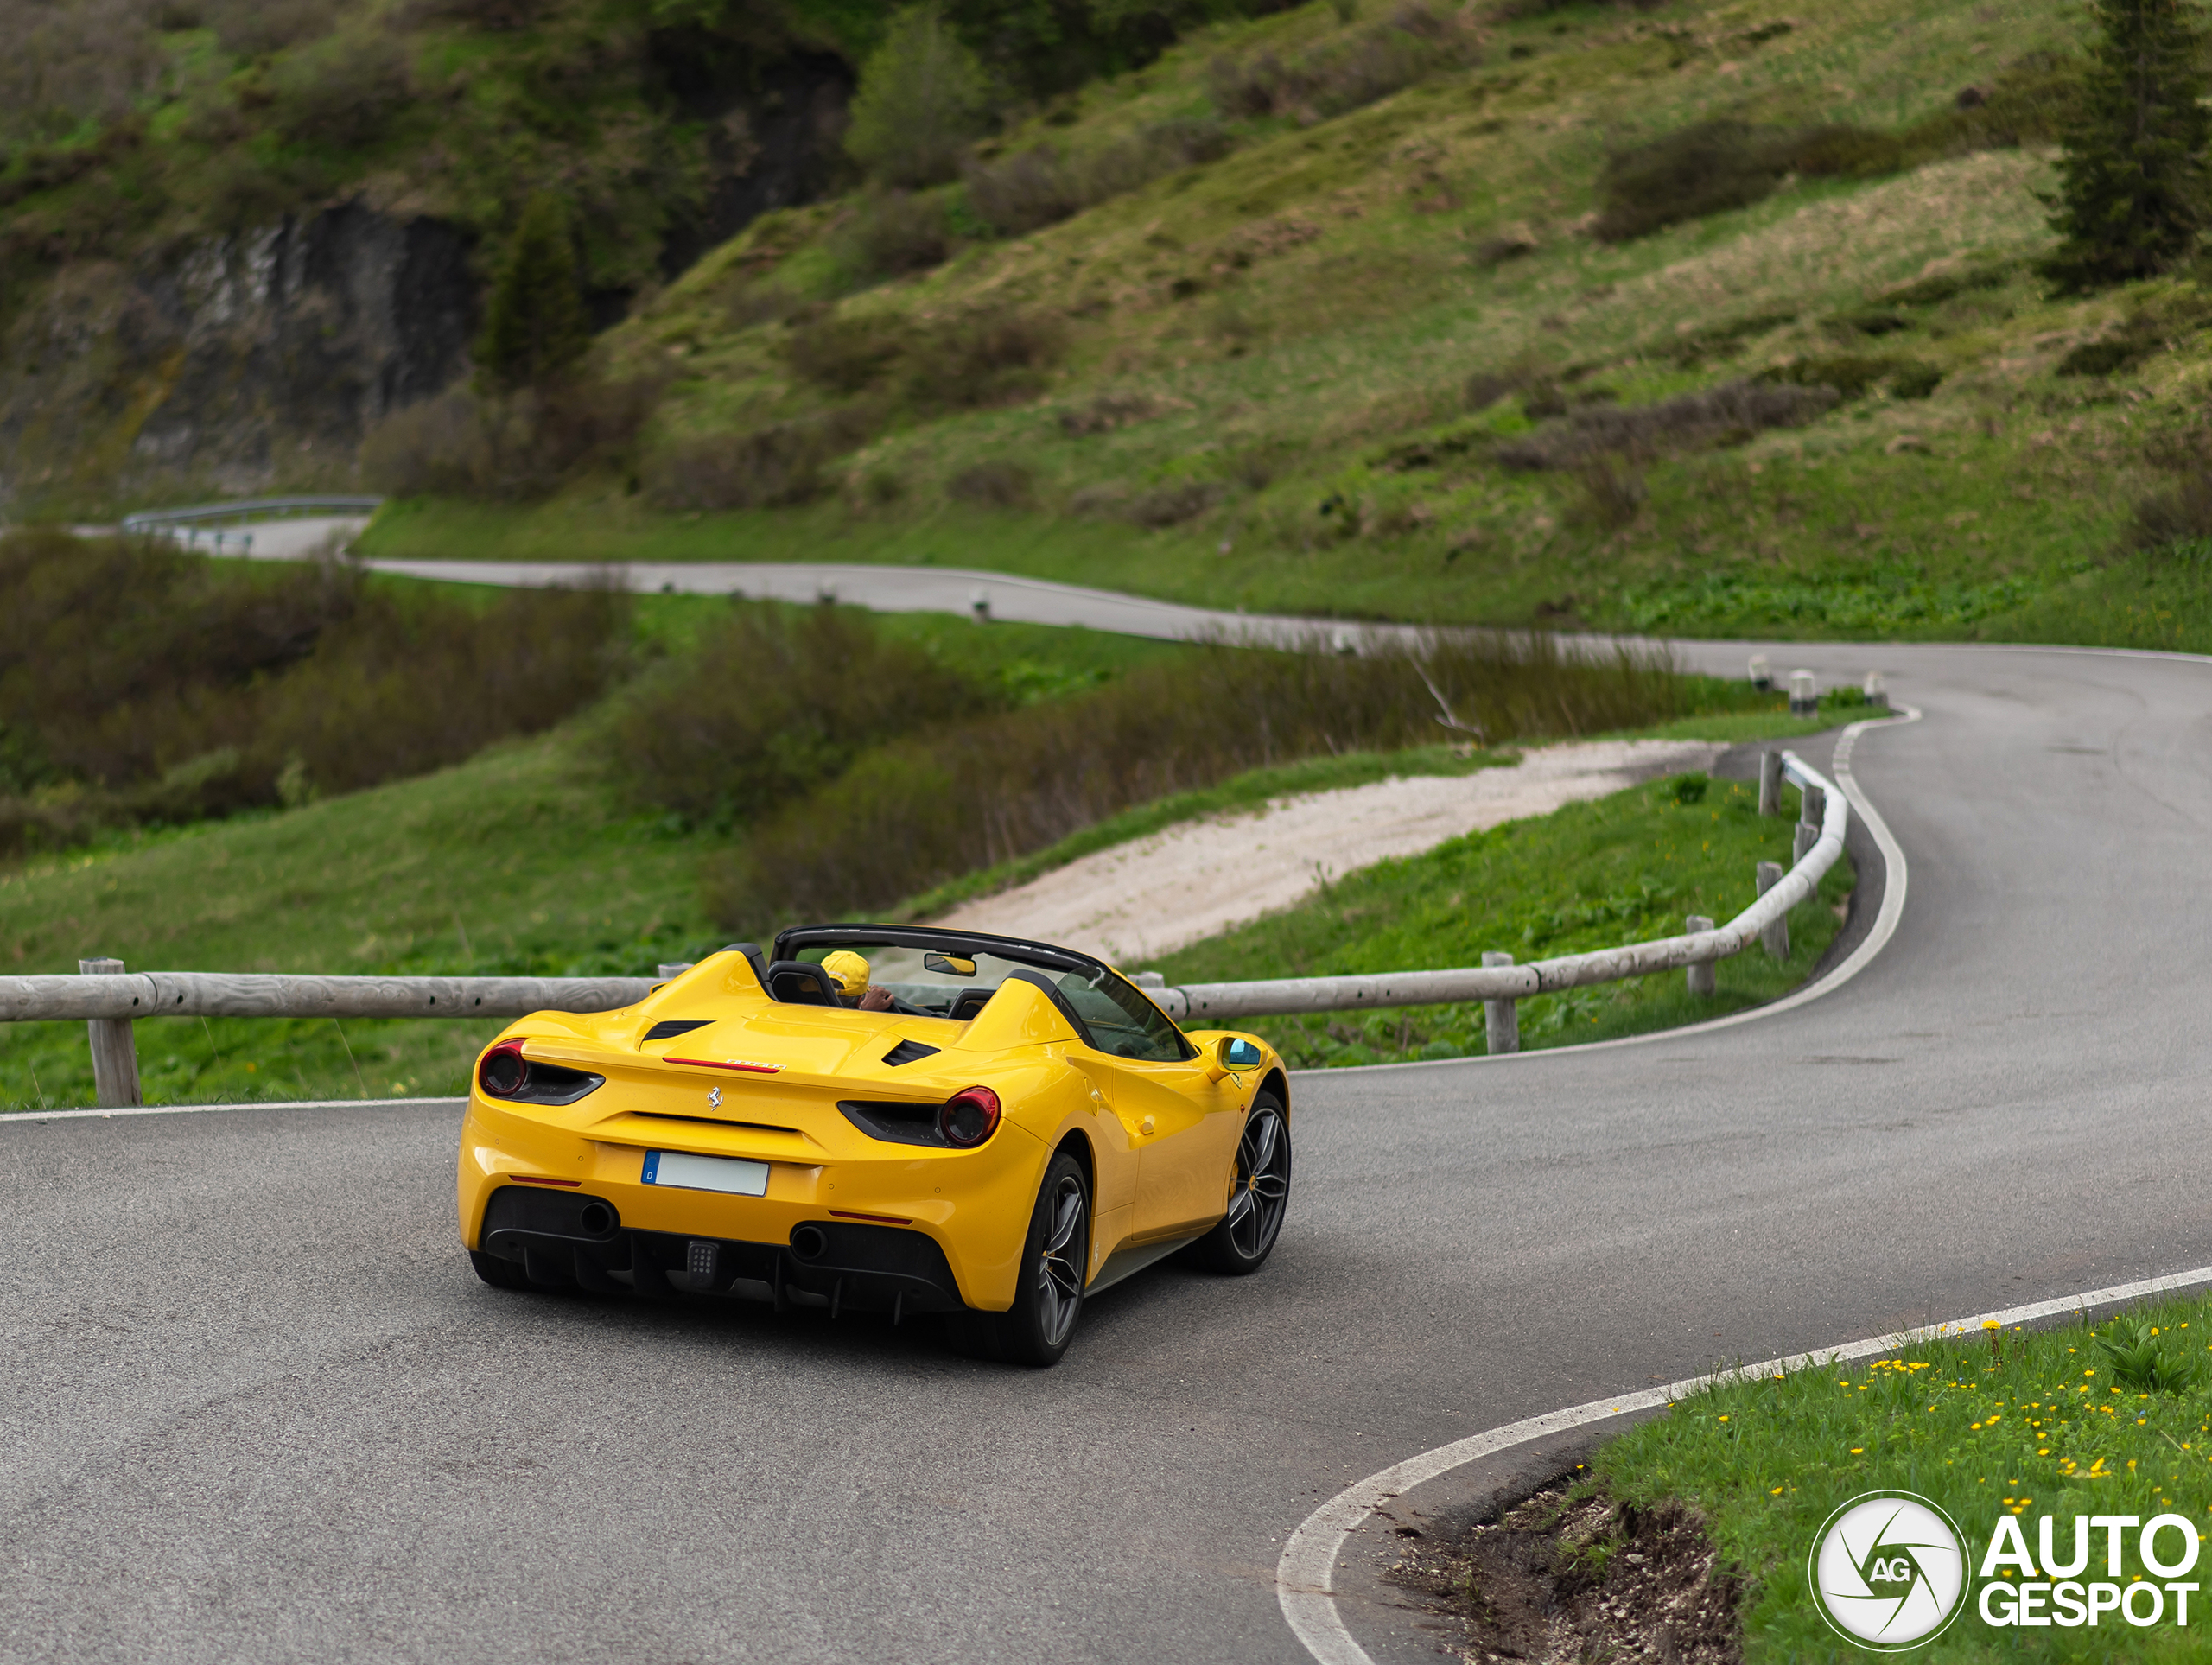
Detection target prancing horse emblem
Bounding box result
[708,1087,722,1109]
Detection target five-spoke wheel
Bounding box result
[1191,1090,1292,1274]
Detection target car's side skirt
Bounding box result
[1088,1230,1206,1296]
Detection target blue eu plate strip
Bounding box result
[641,1150,661,1185]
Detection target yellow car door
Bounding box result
[1052,968,1245,1242]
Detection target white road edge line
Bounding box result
[1,1096,460,1123]
[1277,1259,2212,1665]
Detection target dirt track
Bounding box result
[935,738,1726,966]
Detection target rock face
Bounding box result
[0,202,475,510]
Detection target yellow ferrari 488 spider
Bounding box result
[457,926,1292,1364]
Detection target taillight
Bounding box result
[938,1085,1001,1147]
[479,1039,529,1099]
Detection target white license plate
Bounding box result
[641,1150,770,1197]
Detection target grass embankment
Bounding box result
[354,0,2212,651]
[1156,768,1853,1068]
[1580,1298,2212,1660]
[0,737,720,1112]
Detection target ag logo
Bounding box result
[1809,1491,1968,1650]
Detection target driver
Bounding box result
[823,950,893,1012]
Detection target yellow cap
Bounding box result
[822,950,871,997]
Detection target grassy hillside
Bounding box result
[351,0,2212,650]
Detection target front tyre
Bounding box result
[1190,1091,1291,1274]
[984,1151,1091,1367]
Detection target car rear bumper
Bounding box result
[478,1182,971,1315]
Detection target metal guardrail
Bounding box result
[1154,752,1847,1024]
[1,753,1849,1109]
[120,496,385,531]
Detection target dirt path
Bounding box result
[936,738,1726,967]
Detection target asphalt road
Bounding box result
[5,639,2209,1663]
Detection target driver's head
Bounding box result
[822,950,871,999]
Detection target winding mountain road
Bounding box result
[6,596,2210,1660]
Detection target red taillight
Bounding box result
[479,1039,529,1099]
[938,1085,1001,1147]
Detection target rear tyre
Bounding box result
[1189,1092,1291,1274]
[972,1152,1090,1368]
[469,1249,530,1290]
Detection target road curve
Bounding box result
[5,639,2209,1664]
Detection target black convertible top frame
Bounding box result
[769,924,1134,1051]
[772,924,1101,979]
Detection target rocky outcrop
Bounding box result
[0,202,474,510]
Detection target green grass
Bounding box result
[1156,771,1853,1067]
[1593,1295,2212,1659]
[0,735,721,1112]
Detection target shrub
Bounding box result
[0,530,626,849]
[1591,120,1789,244]
[843,5,994,190]
[831,189,950,280]
[904,308,1067,410]
[2129,469,2212,550]
[268,34,412,149]
[594,601,987,829]
[1763,356,1937,400]
[948,459,1036,507]
[786,311,910,395]
[477,193,589,393]
[1495,379,1838,469]
[1205,3,1480,124]
[643,410,877,512]
[707,631,1683,927]
[964,118,1231,237]
[360,375,663,500]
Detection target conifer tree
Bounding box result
[477,192,590,391]
[2044,0,2212,291]
[843,7,993,190]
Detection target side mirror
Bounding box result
[1217,1036,1264,1074]
[924,953,977,977]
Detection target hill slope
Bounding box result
[356,0,2212,649]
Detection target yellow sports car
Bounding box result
[457,926,1292,1364]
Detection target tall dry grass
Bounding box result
[704,631,1682,930]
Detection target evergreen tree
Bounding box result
[843,7,994,189]
[477,192,590,391]
[2044,0,2212,291]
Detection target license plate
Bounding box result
[641,1150,770,1197]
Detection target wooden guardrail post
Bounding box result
[79,957,143,1109]
[1795,784,1825,863]
[1685,918,1716,995]
[1755,863,1789,961]
[1481,951,1519,1055]
[1758,750,1783,817]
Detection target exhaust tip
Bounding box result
[579,1201,615,1236]
[791,1223,828,1262]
